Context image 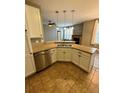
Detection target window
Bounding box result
[96,24,99,43]
[91,20,99,44]
[63,27,73,40]
[57,26,74,40]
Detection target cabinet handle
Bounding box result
[30,53,33,54]
[78,52,82,54]
[63,51,66,54]
[78,55,82,57]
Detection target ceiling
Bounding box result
[29,0,99,27]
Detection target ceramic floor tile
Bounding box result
[79,68,96,82]
[29,83,44,93]
[91,70,99,85]
[26,54,99,93]
[25,79,30,93]
[87,83,99,93]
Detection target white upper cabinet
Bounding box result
[25,5,44,39]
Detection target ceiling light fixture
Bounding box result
[48,20,56,27]
[48,12,56,27]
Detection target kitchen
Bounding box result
[25,0,99,93]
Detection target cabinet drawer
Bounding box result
[64,48,72,51]
[78,51,90,57]
[72,49,90,57]
[81,52,90,57]
[72,49,80,53]
[79,54,90,60]
[56,48,71,52]
[56,48,64,52]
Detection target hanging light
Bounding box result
[56,27,59,30]
[64,27,66,30]
[48,11,56,27]
[71,10,75,30]
[63,10,67,40]
[48,20,56,27]
[55,11,59,30]
[63,10,66,27]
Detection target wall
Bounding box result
[72,23,83,44]
[81,20,95,46]
[43,24,57,41]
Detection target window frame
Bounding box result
[91,20,99,44]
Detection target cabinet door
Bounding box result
[72,49,80,65]
[64,48,72,61]
[64,52,71,61]
[26,5,43,38]
[57,52,64,61]
[72,53,80,65]
[25,32,36,77]
[51,53,56,63]
[25,54,36,77]
[49,49,56,63]
[56,48,64,61]
[79,55,90,71]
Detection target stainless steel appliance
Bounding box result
[34,50,51,72]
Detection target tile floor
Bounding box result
[25,54,99,93]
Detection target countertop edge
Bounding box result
[32,44,97,54]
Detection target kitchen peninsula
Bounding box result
[32,42,97,72]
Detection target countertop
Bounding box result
[32,43,97,54]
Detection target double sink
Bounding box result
[57,44,72,48]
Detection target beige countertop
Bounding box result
[32,43,57,53]
[32,43,97,54]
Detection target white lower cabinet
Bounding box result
[57,52,64,61]
[51,53,56,63]
[64,52,72,61]
[72,53,79,65]
[49,48,57,63]
[72,49,92,72]
[49,48,94,72]
[56,48,72,62]
[79,56,90,71]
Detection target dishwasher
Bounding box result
[34,50,51,72]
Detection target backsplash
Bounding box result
[73,23,83,35]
